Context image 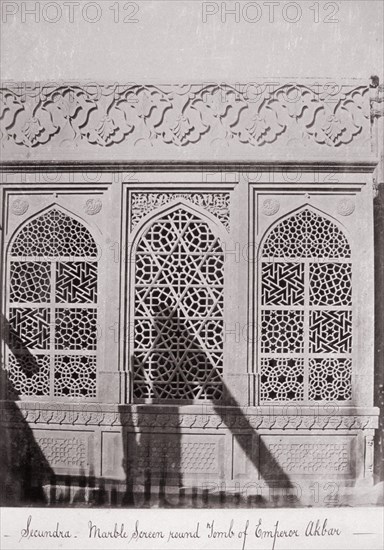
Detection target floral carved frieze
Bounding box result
[130,192,230,231]
[0,81,371,157]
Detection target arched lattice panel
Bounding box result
[132,207,224,401]
[5,208,98,398]
[259,208,352,403]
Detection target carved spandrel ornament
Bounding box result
[130,192,230,231]
[0,81,371,154]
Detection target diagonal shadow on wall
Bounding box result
[120,305,294,507]
[0,313,53,505]
[2,298,295,507]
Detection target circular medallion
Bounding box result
[84,198,102,215]
[262,198,280,216]
[11,198,29,216]
[337,198,355,216]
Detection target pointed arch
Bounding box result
[5,205,99,399]
[259,205,351,260]
[8,204,99,258]
[129,203,225,402]
[258,205,353,404]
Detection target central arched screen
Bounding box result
[133,207,224,401]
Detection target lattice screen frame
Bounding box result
[126,200,228,404]
[4,205,100,401]
[256,205,354,405]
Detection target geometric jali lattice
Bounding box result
[55,308,98,350]
[309,263,352,306]
[8,308,50,350]
[6,208,98,398]
[133,208,224,401]
[56,262,97,303]
[309,358,352,401]
[261,311,304,354]
[261,262,305,305]
[260,358,304,401]
[260,208,352,403]
[54,356,97,397]
[9,261,51,303]
[6,352,50,397]
[309,311,352,353]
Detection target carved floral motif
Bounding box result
[130,192,230,231]
[0,82,371,152]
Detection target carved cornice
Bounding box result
[0,81,372,161]
[0,402,379,430]
[0,159,378,173]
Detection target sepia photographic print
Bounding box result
[0,1,383,549]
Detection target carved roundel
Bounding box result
[84,198,102,215]
[11,198,29,216]
[262,198,280,216]
[337,198,355,216]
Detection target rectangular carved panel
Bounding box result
[33,429,94,474]
[102,431,224,481]
[260,435,355,478]
[132,433,223,477]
